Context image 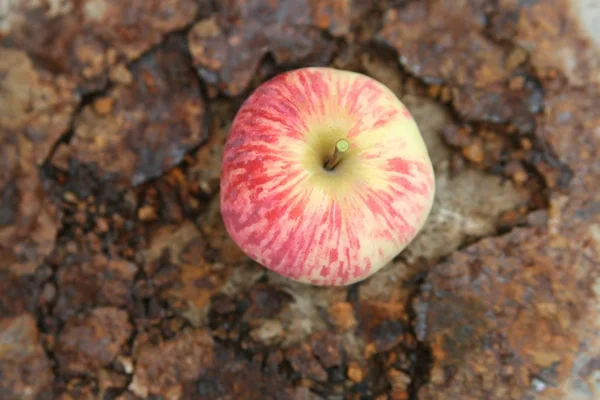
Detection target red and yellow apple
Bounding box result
[220,67,435,286]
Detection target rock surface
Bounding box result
[0,0,597,399]
[0,314,54,399]
[2,0,201,92]
[128,329,213,399]
[0,48,71,277]
[186,0,376,96]
[413,1,600,399]
[53,36,209,187]
[56,307,132,375]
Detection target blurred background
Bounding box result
[0,1,599,399]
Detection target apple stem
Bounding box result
[324,139,350,171]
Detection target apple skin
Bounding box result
[220,67,435,286]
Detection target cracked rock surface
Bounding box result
[2,0,201,92]
[0,0,598,399]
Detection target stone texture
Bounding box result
[129,329,214,399]
[55,307,132,374]
[414,1,600,397]
[187,0,342,96]
[377,0,543,131]
[2,1,599,398]
[53,36,209,187]
[512,0,600,87]
[0,313,54,400]
[54,254,137,320]
[0,48,69,276]
[1,0,202,92]
[145,222,230,328]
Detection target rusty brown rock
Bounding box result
[157,257,217,323]
[146,222,231,328]
[415,220,599,399]
[357,301,407,354]
[328,301,357,333]
[0,313,54,399]
[92,97,115,116]
[413,8,600,385]
[143,222,205,267]
[0,47,79,163]
[186,99,236,197]
[137,205,158,222]
[286,342,329,382]
[129,329,214,399]
[388,368,411,398]
[311,331,343,369]
[416,110,599,400]
[347,361,364,383]
[360,50,404,98]
[56,378,98,400]
[209,282,296,351]
[505,160,529,185]
[98,368,130,398]
[441,125,473,148]
[0,48,72,278]
[245,285,293,320]
[377,1,543,130]
[488,0,600,86]
[193,346,297,400]
[511,0,600,87]
[114,392,140,400]
[53,37,209,187]
[2,1,598,398]
[311,0,374,37]
[537,88,600,181]
[461,138,485,164]
[0,267,48,318]
[188,0,335,96]
[249,319,284,344]
[54,254,137,320]
[0,165,52,269]
[267,278,348,347]
[2,0,200,92]
[56,307,132,374]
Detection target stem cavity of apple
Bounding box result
[324,139,350,171]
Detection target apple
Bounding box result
[220,67,435,286]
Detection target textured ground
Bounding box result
[0,0,599,399]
